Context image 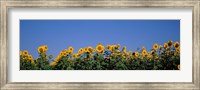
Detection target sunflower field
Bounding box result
[20,40,180,70]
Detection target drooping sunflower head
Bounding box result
[68,46,74,54]
[174,42,180,49]
[96,44,104,53]
[153,43,159,50]
[168,40,173,47]
[23,50,29,56]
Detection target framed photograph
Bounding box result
[1,0,199,89]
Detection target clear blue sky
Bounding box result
[20,20,180,59]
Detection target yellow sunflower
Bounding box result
[87,46,93,52]
[150,50,155,55]
[164,43,168,49]
[96,44,104,53]
[84,48,88,53]
[28,55,33,60]
[72,54,78,59]
[78,48,84,55]
[106,45,112,51]
[112,45,117,50]
[38,46,44,53]
[142,50,147,57]
[168,40,173,47]
[174,42,180,49]
[135,52,139,57]
[68,46,74,54]
[23,50,29,56]
[153,43,159,50]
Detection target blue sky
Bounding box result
[20,20,180,59]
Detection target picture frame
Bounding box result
[0,0,199,89]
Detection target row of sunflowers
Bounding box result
[20,40,180,70]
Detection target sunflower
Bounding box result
[87,46,93,52]
[60,51,64,56]
[43,45,48,51]
[142,50,147,57]
[68,46,74,54]
[168,40,173,47]
[20,50,22,56]
[38,46,44,53]
[153,43,159,50]
[84,48,88,53]
[72,54,78,59]
[96,44,104,53]
[117,44,120,49]
[159,45,162,50]
[135,52,139,57]
[23,50,28,56]
[28,55,33,60]
[150,50,155,55]
[65,50,69,55]
[106,45,111,50]
[122,46,126,52]
[78,48,84,55]
[174,42,179,49]
[178,64,180,70]
[164,43,168,49]
[112,45,117,50]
